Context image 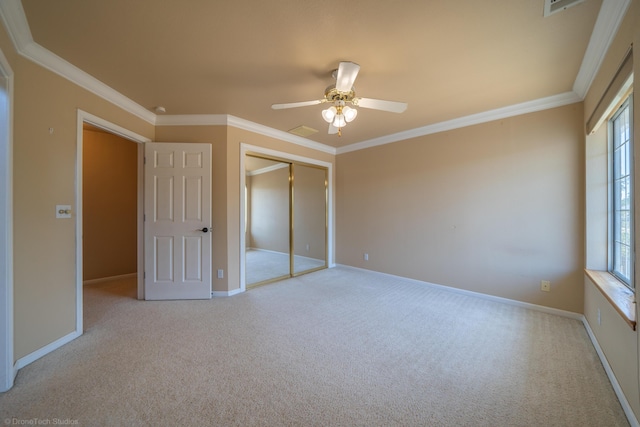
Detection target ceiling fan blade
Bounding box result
[328,123,339,134]
[271,99,323,110]
[355,97,408,113]
[336,61,360,93]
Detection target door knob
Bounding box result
[199,227,210,233]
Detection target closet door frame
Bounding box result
[240,144,333,291]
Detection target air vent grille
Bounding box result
[544,0,585,17]
[288,125,318,137]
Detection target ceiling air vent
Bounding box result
[544,0,585,17]
[288,125,318,137]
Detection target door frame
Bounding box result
[0,48,14,392]
[76,110,150,329]
[240,143,334,292]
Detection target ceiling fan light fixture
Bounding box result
[343,106,357,122]
[333,114,346,128]
[322,106,337,123]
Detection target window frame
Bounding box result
[608,95,634,289]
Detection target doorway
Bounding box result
[75,111,149,334]
[82,124,139,309]
[244,152,329,288]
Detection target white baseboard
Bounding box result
[582,318,640,427]
[337,265,583,319]
[212,288,243,297]
[83,272,137,286]
[15,329,82,372]
[337,264,638,427]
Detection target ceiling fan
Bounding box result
[271,61,408,136]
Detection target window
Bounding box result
[610,96,633,288]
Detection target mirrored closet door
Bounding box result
[245,154,327,287]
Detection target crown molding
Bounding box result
[226,115,337,155]
[0,0,629,156]
[0,1,30,51]
[0,0,156,125]
[337,91,582,154]
[155,114,228,126]
[573,0,632,98]
[155,113,337,155]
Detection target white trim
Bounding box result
[337,92,582,154]
[14,330,81,371]
[76,110,148,348]
[0,1,31,51]
[572,0,632,98]
[83,273,137,286]
[211,288,243,298]
[0,0,630,156]
[240,144,335,292]
[338,265,583,319]
[154,114,228,126]
[582,318,640,427]
[228,115,336,155]
[0,46,14,392]
[80,111,151,144]
[336,265,640,426]
[79,111,150,292]
[0,1,155,125]
[156,114,337,155]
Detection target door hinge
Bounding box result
[143,271,146,279]
[144,156,146,164]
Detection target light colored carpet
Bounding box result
[245,249,325,285]
[0,267,630,426]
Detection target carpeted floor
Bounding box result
[245,249,325,285]
[0,267,630,426]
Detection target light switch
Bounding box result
[56,205,72,219]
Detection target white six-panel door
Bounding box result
[144,142,212,300]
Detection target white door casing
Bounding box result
[144,142,212,300]
[0,48,13,392]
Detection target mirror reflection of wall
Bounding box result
[245,154,328,287]
[293,164,327,274]
[245,157,291,285]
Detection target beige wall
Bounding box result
[82,129,137,281]
[0,21,154,360]
[337,103,585,313]
[582,0,640,420]
[248,166,290,253]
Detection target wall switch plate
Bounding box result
[541,280,551,292]
[364,253,369,261]
[217,269,224,279]
[56,205,72,219]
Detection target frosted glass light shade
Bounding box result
[333,114,346,128]
[343,106,358,122]
[322,106,337,123]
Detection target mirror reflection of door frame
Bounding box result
[240,144,334,291]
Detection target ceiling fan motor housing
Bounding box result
[324,85,356,104]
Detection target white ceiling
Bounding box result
[3,0,627,151]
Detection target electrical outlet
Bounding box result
[540,280,551,292]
